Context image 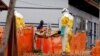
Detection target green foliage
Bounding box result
[33,49,43,55]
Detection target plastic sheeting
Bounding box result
[92,40,100,56]
[0,26,4,47]
[17,26,34,55]
[0,26,88,55]
[70,32,86,54]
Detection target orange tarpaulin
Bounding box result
[35,29,62,54]
[92,40,100,56]
[35,32,62,54]
[35,36,61,54]
[35,27,47,51]
[35,37,52,54]
[36,37,42,50]
[0,26,4,46]
[17,26,34,55]
[76,32,86,52]
[52,37,62,54]
[70,33,77,54]
[0,26,34,56]
[43,38,53,54]
[70,32,86,54]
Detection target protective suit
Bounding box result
[59,8,74,53]
[14,11,25,30]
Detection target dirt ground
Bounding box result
[21,50,91,56]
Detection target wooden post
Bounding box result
[0,0,17,56]
[6,0,17,56]
[7,15,17,56]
